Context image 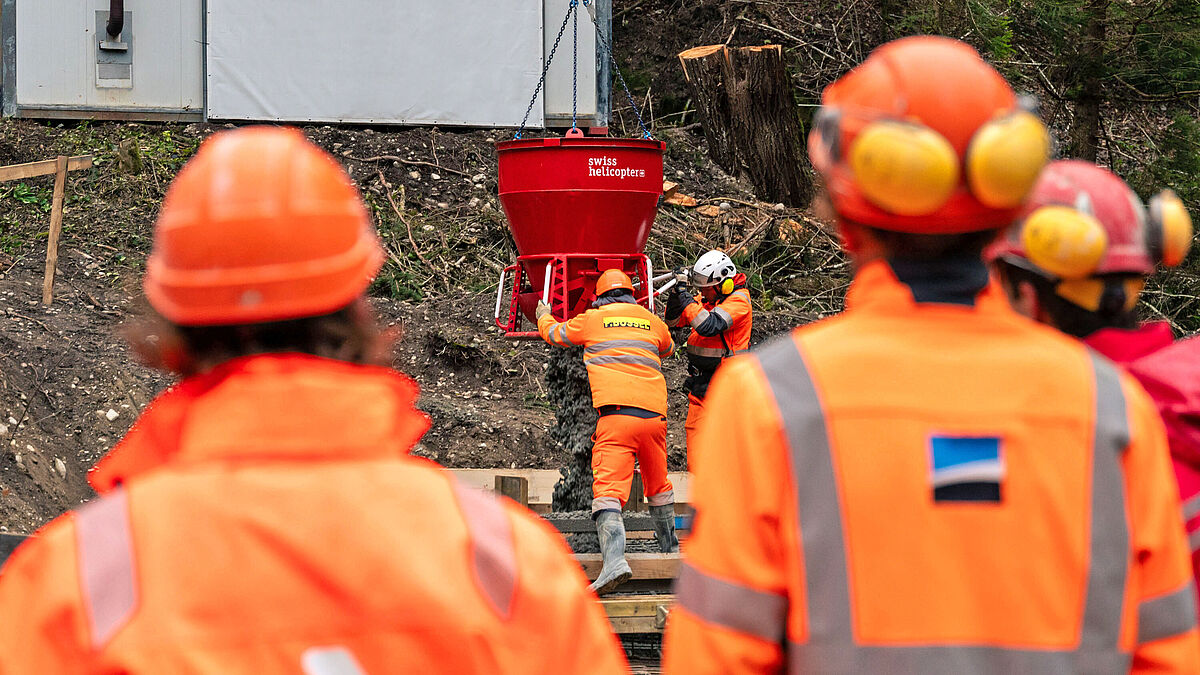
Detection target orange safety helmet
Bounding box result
[595,268,634,296]
[143,126,384,326]
[809,36,1051,234]
[988,159,1193,311]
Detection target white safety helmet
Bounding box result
[690,250,737,289]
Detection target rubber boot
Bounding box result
[588,510,633,596]
[649,504,679,553]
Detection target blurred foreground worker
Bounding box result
[537,269,676,595]
[664,249,752,466]
[989,159,1200,614]
[0,127,627,674]
[664,36,1200,674]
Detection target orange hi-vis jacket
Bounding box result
[0,354,627,674]
[677,286,753,359]
[664,260,1200,674]
[538,299,674,415]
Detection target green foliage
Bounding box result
[1122,113,1200,208]
[967,0,1015,62]
[1,183,52,213]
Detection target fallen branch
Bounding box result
[736,16,836,61]
[376,170,450,293]
[351,154,471,178]
[727,215,774,257]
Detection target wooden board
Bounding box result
[575,552,681,581]
[0,155,93,183]
[601,594,674,633]
[0,534,29,566]
[450,469,691,508]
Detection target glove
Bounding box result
[675,271,690,286]
[535,300,551,320]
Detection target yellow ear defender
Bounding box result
[1021,205,1109,280]
[719,277,735,295]
[848,122,959,215]
[1148,189,1194,267]
[827,105,1050,216]
[967,111,1052,209]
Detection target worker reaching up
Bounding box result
[664,36,1200,674]
[664,249,752,467]
[0,127,628,674]
[537,269,676,596]
[988,159,1200,616]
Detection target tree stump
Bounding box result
[678,45,740,175]
[725,45,813,207]
[677,44,813,207]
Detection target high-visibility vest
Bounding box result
[665,261,1200,674]
[678,287,752,359]
[0,354,627,674]
[538,300,674,415]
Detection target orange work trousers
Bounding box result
[684,394,705,471]
[591,413,673,514]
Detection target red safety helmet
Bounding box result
[988,160,1193,312]
[144,127,384,326]
[990,160,1193,276]
[595,269,634,295]
[809,36,1051,234]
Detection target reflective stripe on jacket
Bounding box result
[675,286,751,399]
[678,287,752,358]
[0,354,627,674]
[538,300,674,415]
[664,261,1200,674]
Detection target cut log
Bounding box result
[725,44,813,206]
[677,44,813,207]
[678,45,740,174]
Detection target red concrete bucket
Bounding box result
[497,135,666,286]
[493,135,666,335]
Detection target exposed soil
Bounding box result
[0,105,825,533]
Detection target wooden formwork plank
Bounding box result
[601,594,673,633]
[0,155,92,183]
[493,475,529,506]
[449,468,692,508]
[575,552,681,581]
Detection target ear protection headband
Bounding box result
[813,101,1051,216]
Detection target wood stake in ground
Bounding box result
[0,153,93,304]
[678,44,813,207]
[42,156,69,304]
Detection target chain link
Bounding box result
[572,0,579,130]
[515,0,652,140]
[515,0,578,139]
[582,0,652,139]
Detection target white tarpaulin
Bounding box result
[205,1,547,126]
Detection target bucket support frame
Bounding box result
[494,253,665,339]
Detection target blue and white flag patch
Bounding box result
[929,435,1004,502]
